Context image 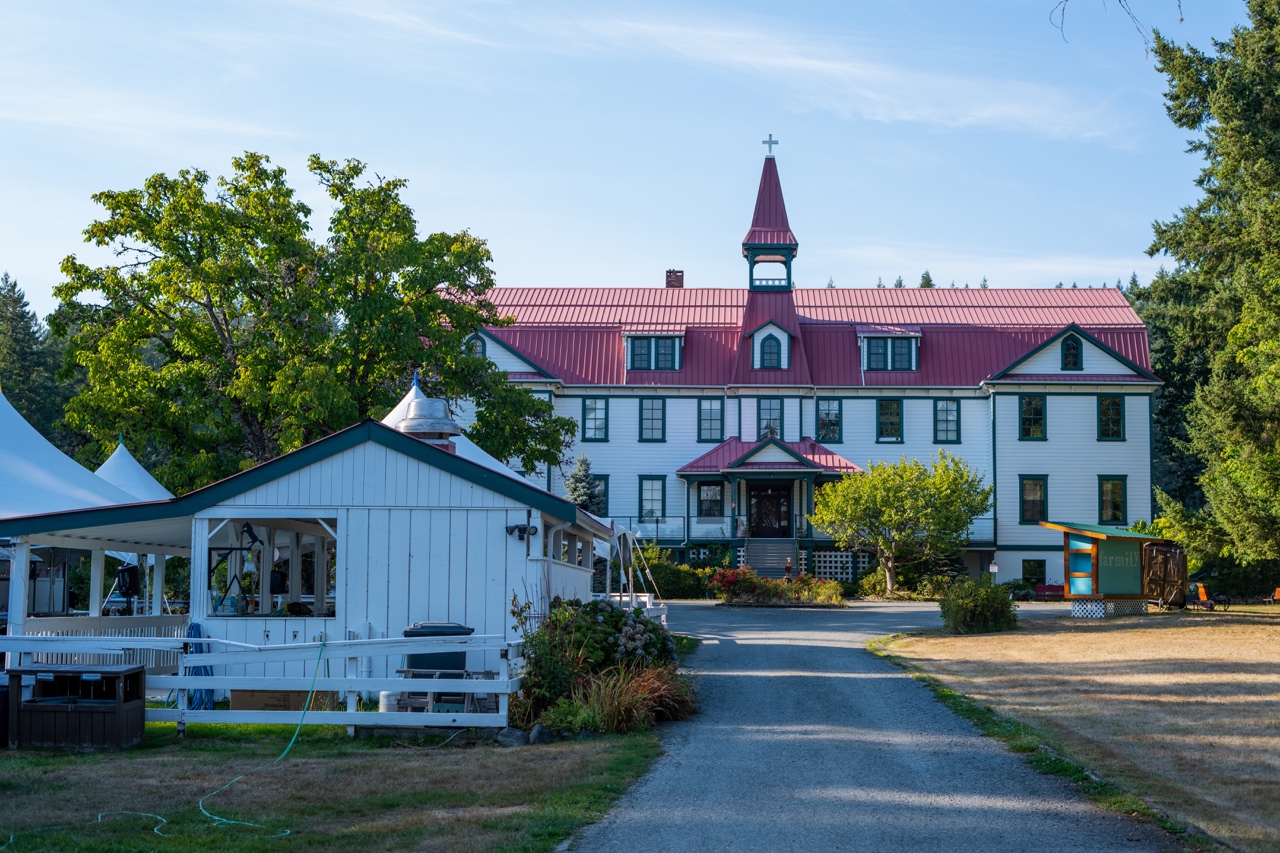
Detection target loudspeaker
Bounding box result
[116,565,140,598]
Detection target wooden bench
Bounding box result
[1034,584,1064,601]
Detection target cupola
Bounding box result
[742,137,798,291]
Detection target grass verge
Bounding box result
[0,723,660,852]
[866,633,1223,852]
[671,633,702,663]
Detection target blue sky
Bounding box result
[0,1,1250,319]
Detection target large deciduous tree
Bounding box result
[52,153,575,493]
[809,451,992,596]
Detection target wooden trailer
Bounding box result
[1039,521,1186,617]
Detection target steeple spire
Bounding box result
[742,154,798,290]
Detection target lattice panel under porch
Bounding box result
[811,551,868,583]
[1070,600,1106,619]
[1105,600,1148,617]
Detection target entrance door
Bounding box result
[749,485,791,538]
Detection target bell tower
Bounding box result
[742,135,798,290]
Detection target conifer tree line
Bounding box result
[0,272,81,455]
[1129,1,1280,590]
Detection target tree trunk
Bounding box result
[883,556,897,596]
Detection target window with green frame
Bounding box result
[1021,559,1047,584]
[655,338,677,370]
[934,399,960,443]
[698,398,724,442]
[630,338,651,370]
[1061,335,1083,370]
[1099,475,1127,525]
[866,338,888,371]
[758,397,782,439]
[759,335,782,369]
[1018,394,1046,440]
[639,398,665,442]
[582,397,608,441]
[816,399,841,442]
[592,475,609,515]
[1019,475,1047,524]
[468,335,485,357]
[891,338,913,370]
[697,482,724,518]
[876,399,903,442]
[639,476,666,520]
[1098,395,1125,441]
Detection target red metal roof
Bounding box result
[742,158,798,248]
[482,287,1153,387]
[678,438,862,474]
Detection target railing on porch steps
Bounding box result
[0,633,523,730]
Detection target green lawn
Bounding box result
[0,723,660,852]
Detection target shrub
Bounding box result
[858,566,888,598]
[916,574,956,600]
[648,562,713,599]
[536,663,697,734]
[939,579,1018,634]
[685,542,736,570]
[709,567,845,605]
[512,596,681,722]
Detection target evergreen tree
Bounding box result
[892,276,904,289]
[0,272,70,445]
[875,277,885,289]
[563,453,607,516]
[979,277,989,290]
[919,270,935,288]
[1132,3,1280,560]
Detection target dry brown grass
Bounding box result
[0,726,658,852]
[890,609,1280,853]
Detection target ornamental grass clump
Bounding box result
[938,578,1018,634]
[708,567,845,605]
[511,596,696,732]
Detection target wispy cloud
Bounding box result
[565,17,1119,140]
[826,239,1161,288]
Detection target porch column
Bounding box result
[152,555,166,615]
[190,517,210,620]
[136,552,146,615]
[7,540,30,636]
[89,549,105,616]
[286,532,301,604]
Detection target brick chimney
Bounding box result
[665,269,684,288]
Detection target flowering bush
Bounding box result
[511,596,679,723]
[709,567,845,605]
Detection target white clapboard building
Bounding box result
[460,155,1161,586]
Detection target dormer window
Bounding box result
[1062,335,1083,371]
[864,337,917,371]
[760,335,782,369]
[750,323,791,369]
[468,335,485,357]
[629,337,682,371]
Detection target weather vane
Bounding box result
[762,134,779,155]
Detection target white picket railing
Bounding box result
[0,633,523,730]
[22,615,189,675]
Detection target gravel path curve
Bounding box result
[570,602,1177,853]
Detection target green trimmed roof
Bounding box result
[1040,521,1170,541]
[0,420,584,538]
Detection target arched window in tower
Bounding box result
[468,335,485,358]
[760,334,782,369]
[1061,335,1082,371]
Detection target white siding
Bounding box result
[839,398,993,488]
[751,324,791,369]
[481,332,541,374]
[784,397,801,442]
[218,443,524,510]
[994,550,1065,585]
[746,444,802,464]
[1011,337,1135,375]
[995,393,1152,548]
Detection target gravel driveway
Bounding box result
[570,602,1177,853]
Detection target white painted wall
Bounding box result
[480,332,541,374]
[1010,337,1135,375]
[994,393,1152,550]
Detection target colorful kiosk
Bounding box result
[1039,522,1186,618]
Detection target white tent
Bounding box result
[96,441,175,502]
[0,391,138,518]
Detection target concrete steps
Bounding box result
[746,540,799,578]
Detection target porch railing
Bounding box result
[23,614,189,675]
[613,516,687,540]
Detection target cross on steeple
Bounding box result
[762,134,779,155]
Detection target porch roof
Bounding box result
[677,437,862,475]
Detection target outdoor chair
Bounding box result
[1186,584,1230,611]
[1263,588,1280,604]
